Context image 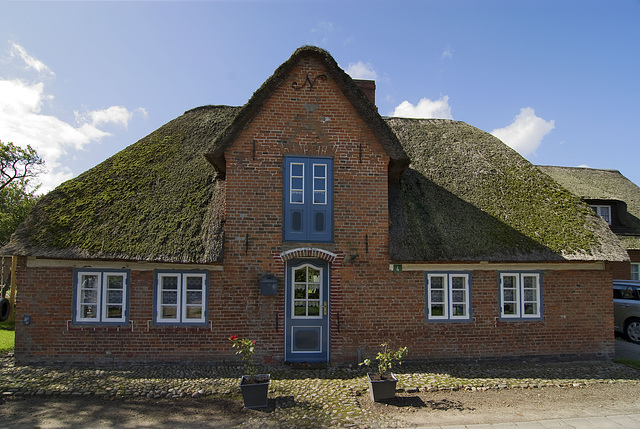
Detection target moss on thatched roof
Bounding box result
[386,118,627,262]
[2,105,240,263]
[538,166,640,251]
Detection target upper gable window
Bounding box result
[590,205,611,225]
[284,156,333,242]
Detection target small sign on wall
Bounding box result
[23,314,31,325]
[392,264,403,274]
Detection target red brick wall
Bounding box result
[12,54,616,364]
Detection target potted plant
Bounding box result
[229,335,270,409]
[360,342,408,402]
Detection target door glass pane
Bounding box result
[308,268,320,283]
[308,301,320,316]
[294,284,306,299]
[308,285,319,300]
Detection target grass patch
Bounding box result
[0,328,14,352]
[616,358,640,370]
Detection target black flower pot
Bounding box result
[367,372,397,402]
[239,374,270,409]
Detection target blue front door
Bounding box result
[285,259,329,362]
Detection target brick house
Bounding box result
[538,166,640,280]
[2,46,628,365]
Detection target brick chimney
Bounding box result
[354,79,376,109]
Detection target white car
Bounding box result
[614,280,640,344]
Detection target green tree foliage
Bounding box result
[0,140,44,246]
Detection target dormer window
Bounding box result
[590,205,611,225]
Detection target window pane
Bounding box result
[186,291,202,304]
[431,304,444,316]
[185,306,202,319]
[314,177,326,191]
[107,290,123,304]
[314,190,326,204]
[162,276,178,289]
[308,301,320,316]
[631,264,640,280]
[162,306,177,319]
[430,276,444,289]
[308,268,320,283]
[107,275,124,290]
[291,190,303,204]
[82,305,98,319]
[431,289,444,303]
[294,284,306,299]
[452,304,466,317]
[313,164,326,179]
[295,268,306,282]
[106,305,122,319]
[81,290,98,304]
[503,303,516,315]
[503,275,515,289]
[503,290,515,302]
[524,303,537,315]
[292,163,304,177]
[308,285,319,299]
[294,301,306,316]
[162,291,178,305]
[451,277,465,289]
[452,290,465,303]
[524,289,536,302]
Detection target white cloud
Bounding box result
[442,46,453,59]
[345,61,378,80]
[391,96,453,119]
[491,107,555,156]
[76,106,148,129]
[0,43,145,193]
[9,42,55,77]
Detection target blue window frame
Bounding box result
[154,271,208,325]
[284,156,333,242]
[499,272,542,320]
[425,272,471,321]
[73,269,129,324]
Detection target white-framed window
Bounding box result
[499,272,542,319]
[425,273,471,321]
[155,271,207,324]
[74,270,128,324]
[590,205,611,225]
[631,263,640,281]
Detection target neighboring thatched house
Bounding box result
[538,166,640,280]
[2,46,627,365]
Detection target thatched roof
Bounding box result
[386,118,626,262]
[538,166,640,251]
[0,46,628,264]
[1,105,240,263]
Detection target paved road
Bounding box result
[413,339,640,429]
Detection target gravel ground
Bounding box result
[2,352,640,428]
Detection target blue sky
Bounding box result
[1,0,638,193]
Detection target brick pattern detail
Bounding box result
[12,55,616,365]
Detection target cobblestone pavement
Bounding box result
[2,353,640,428]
